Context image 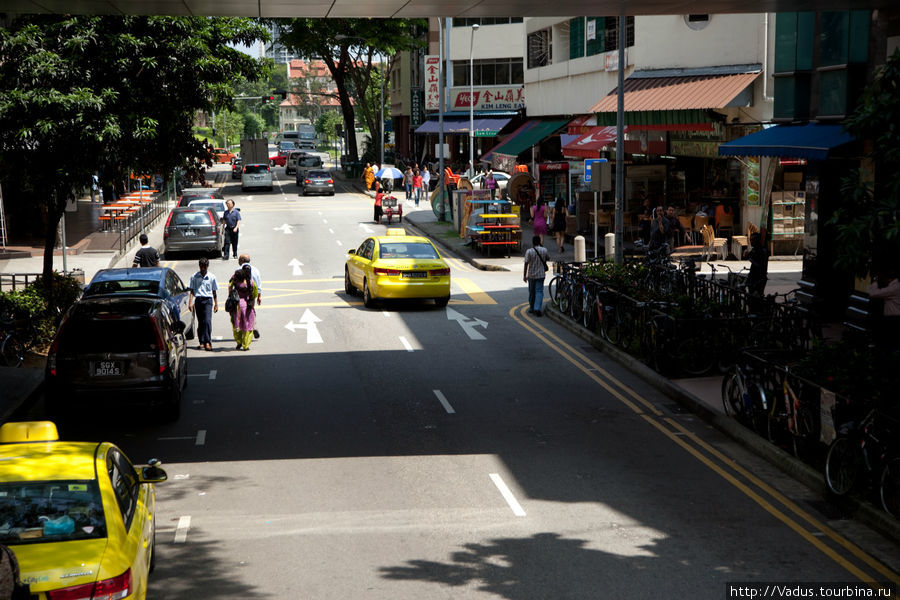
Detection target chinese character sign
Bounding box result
[425,55,441,111]
[449,86,525,111]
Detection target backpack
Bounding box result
[0,545,30,600]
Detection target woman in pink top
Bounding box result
[412,169,423,207]
[531,199,548,245]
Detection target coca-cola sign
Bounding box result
[450,86,525,111]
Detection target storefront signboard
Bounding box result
[450,86,525,111]
[670,139,721,159]
[425,55,441,111]
[410,88,424,128]
[745,156,761,206]
[493,153,517,173]
[539,162,569,172]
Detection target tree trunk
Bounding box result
[42,192,63,287]
[334,75,358,162]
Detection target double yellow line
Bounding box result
[510,303,899,589]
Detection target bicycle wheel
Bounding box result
[721,370,744,419]
[570,283,585,322]
[790,406,817,459]
[675,337,714,377]
[556,279,571,315]
[548,276,561,305]
[600,306,621,345]
[824,437,861,496]
[0,333,25,368]
[879,457,900,517]
[584,295,601,332]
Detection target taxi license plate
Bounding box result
[92,361,123,376]
[402,271,427,279]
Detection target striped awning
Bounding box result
[590,70,760,113]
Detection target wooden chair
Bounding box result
[716,213,735,239]
[692,215,709,245]
[730,222,759,260]
[701,224,728,261]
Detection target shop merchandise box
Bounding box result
[784,173,803,190]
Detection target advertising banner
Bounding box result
[425,55,441,111]
[450,86,525,111]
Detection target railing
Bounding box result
[107,192,170,255]
[0,269,85,293]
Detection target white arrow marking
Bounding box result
[288,258,304,276]
[445,307,488,340]
[359,223,374,234]
[274,223,294,234]
[285,309,323,344]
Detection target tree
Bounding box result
[830,49,900,277]
[0,15,269,282]
[276,18,424,162]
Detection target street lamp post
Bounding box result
[380,62,385,166]
[469,24,479,180]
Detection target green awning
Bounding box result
[594,109,714,129]
[485,119,569,160]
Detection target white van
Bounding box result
[241,163,273,192]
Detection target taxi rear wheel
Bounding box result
[435,296,449,307]
[344,268,355,295]
[149,519,157,573]
[363,278,376,308]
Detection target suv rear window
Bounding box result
[0,480,107,545]
[244,165,269,175]
[307,171,331,179]
[174,210,214,226]
[85,279,159,296]
[299,157,322,167]
[60,317,160,354]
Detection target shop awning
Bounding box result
[561,126,625,159]
[590,68,761,114]
[717,123,856,160]
[480,119,568,163]
[414,116,512,136]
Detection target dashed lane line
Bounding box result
[489,473,526,517]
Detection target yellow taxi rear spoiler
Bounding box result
[0,421,60,443]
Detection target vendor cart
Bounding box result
[381,195,403,224]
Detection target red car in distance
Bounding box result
[270,149,291,167]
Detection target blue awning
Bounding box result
[718,123,855,160]
[414,116,512,135]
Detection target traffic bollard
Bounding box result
[574,235,586,263]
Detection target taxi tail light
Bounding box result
[429,268,451,277]
[373,267,402,277]
[326,179,334,184]
[304,179,311,184]
[164,211,174,238]
[47,569,131,600]
[150,315,168,374]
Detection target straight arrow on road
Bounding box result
[284,308,323,343]
[274,223,294,234]
[445,307,487,340]
[288,258,304,276]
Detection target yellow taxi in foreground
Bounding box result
[0,421,166,599]
[345,230,451,308]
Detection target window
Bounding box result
[566,16,635,61]
[527,29,552,69]
[453,58,524,86]
[107,449,139,530]
[453,18,523,27]
[0,480,107,545]
[569,17,585,59]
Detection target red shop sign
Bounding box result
[539,162,569,172]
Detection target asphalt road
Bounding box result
[33,163,900,599]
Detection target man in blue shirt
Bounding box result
[188,257,218,350]
[222,199,241,260]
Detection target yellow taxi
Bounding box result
[0,421,166,599]
[345,229,451,308]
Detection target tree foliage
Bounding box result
[0,15,269,279]
[276,18,424,162]
[830,49,900,277]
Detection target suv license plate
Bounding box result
[184,229,196,236]
[402,272,427,279]
[92,361,123,376]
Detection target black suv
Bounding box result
[46,296,188,421]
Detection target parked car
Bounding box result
[231,157,243,179]
[299,170,335,196]
[212,147,236,163]
[82,267,195,340]
[345,233,451,308]
[269,149,291,167]
[176,187,224,207]
[295,155,325,184]
[285,150,309,176]
[242,163,273,192]
[0,420,167,599]
[187,198,227,219]
[163,207,224,256]
[468,171,512,198]
[45,295,189,421]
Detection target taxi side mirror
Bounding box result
[140,458,168,483]
[347,249,356,255]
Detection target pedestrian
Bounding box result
[228,268,258,351]
[222,199,241,260]
[523,235,550,317]
[484,169,497,200]
[422,167,431,193]
[238,253,262,339]
[363,162,375,191]
[90,173,99,202]
[550,197,568,253]
[132,233,160,268]
[1,544,29,600]
[403,166,414,201]
[746,232,769,297]
[412,169,423,207]
[868,268,900,350]
[530,198,548,246]
[188,257,218,351]
[374,188,384,223]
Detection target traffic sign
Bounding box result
[583,158,608,183]
[473,131,498,138]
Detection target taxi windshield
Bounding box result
[0,480,107,545]
[379,243,439,260]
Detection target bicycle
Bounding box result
[763,367,819,458]
[721,354,769,436]
[548,262,578,315]
[0,312,32,368]
[824,407,900,517]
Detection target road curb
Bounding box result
[544,305,900,544]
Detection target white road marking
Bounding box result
[490,473,526,517]
[399,336,414,352]
[188,369,217,379]
[322,218,328,224]
[213,336,223,341]
[336,240,343,246]
[193,399,205,404]
[209,369,217,380]
[158,436,194,441]
[174,516,191,543]
[329,228,334,234]
[173,474,190,480]
[195,430,207,445]
[433,389,455,414]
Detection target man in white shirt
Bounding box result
[238,253,262,338]
[188,257,218,350]
[523,235,550,316]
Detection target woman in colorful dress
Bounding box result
[531,198,548,246]
[228,268,258,351]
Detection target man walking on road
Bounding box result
[238,253,262,339]
[132,234,160,268]
[523,235,549,316]
[189,257,218,351]
[222,200,241,260]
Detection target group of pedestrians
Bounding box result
[188,254,262,352]
[402,165,430,207]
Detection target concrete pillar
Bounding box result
[605,232,616,261]
[574,235,586,263]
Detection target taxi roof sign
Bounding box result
[0,421,60,443]
[386,228,407,236]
